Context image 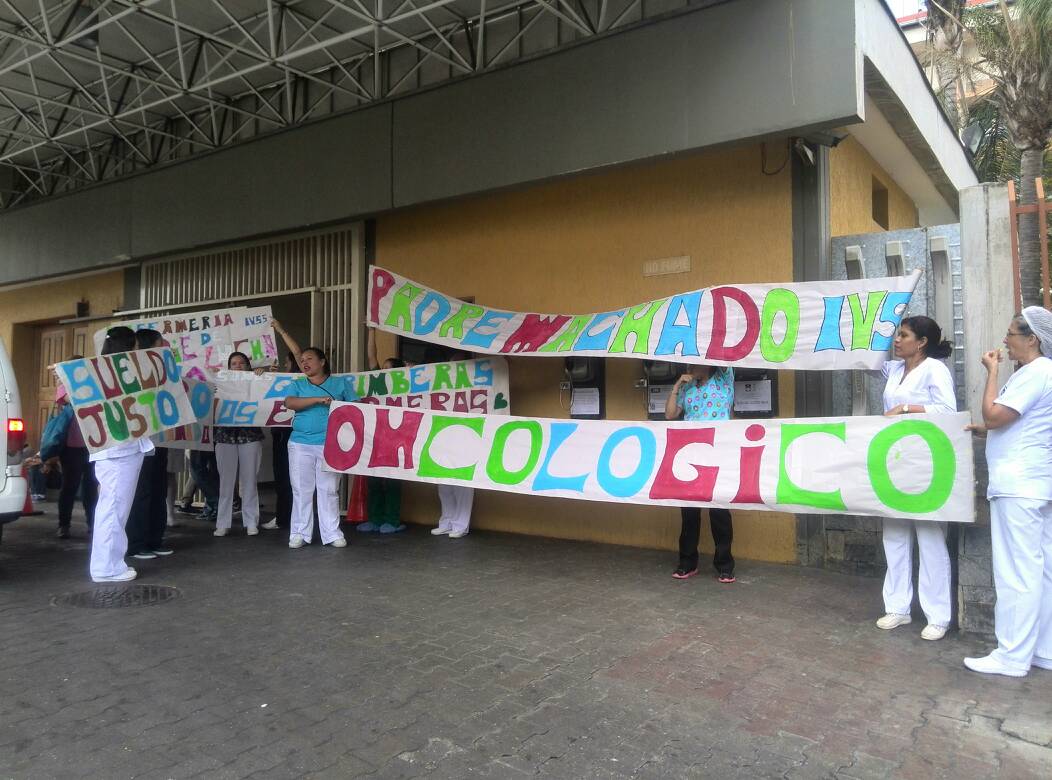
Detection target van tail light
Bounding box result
[7,418,26,456]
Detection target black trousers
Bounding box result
[126,448,169,554]
[58,446,97,529]
[272,428,292,529]
[678,507,734,574]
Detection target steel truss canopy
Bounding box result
[0,0,702,209]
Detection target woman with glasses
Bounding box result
[964,308,1052,677]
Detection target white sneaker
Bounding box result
[431,527,451,536]
[1031,656,1052,671]
[92,568,137,583]
[328,537,347,548]
[213,528,228,537]
[288,535,306,549]
[921,624,948,641]
[876,613,912,630]
[261,519,279,530]
[246,527,259,536]
[449,530,469,539]
[963,654,1027,678]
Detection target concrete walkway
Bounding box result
[1,505,1050,779]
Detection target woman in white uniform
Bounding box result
[875,316,957,640]
[213,351,265,537]
[964,308,1052,677]
[88,327,155,583]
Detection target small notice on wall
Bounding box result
[648,385,673,415]
[734,379,773,413]
[570,387,601,417]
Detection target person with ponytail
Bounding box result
[88,326,155,582]
[875,316,957,640]
[282,347,358,548]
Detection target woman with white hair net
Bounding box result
[964,307,1052,677]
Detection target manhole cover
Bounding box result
[54,584,181,609]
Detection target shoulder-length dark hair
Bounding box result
[227,351,252,369]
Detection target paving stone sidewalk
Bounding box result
[1,505,1050,780]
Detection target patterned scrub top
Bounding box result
[677,367,735,422]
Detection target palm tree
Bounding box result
[966,0,1052,306]
[926,0,969,130]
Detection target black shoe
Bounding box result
[152,548,174,556]
[132,551,158,560]
[56,527,70,539]
[717,572,736,584]
[672,566,699,580]
[175,501,196,515]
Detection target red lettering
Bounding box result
[732,424,766,504]
[500,314,572,353]
[369,268,397,325]
[429,392,450,410]
[649,427,719,501]
[469,389,489,413]
[452,391,470,413]
[264,400,292,426]
[121,396,148,438]
[76,405,106,449]
[90,356,124,400]
[368,408,423,469]
[323,403,366,470]
[705,286,760,362]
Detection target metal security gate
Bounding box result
[138,224,366,373]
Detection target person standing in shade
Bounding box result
[88,327,154,582]
[359,326,407,534]
[262,320,302,531]
[873,316,957,641]
[664,363,736,583]
[964,308,1052,678]
[283,347,358,548]
[125,329,171,561]
[213,351,265,537]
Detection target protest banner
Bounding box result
[322,405,975,523]
[367,266,922,371]
[152,378,215,450]
[93,306,278,380]
[54,348,196,454]
[210,358,511,427]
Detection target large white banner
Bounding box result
[367,266,922,371]
[210,358,511,427]
[322,405,975,523]
[94,306,278,381]
[54,349,197,454]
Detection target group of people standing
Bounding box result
[38,319,474,583]
[29,304,1052,679]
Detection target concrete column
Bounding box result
[957,182,1013,634]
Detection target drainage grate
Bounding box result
[54,584,181,609]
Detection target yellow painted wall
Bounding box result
[829,136,919,236]
[375,144,800,563]
[0,271,125,440]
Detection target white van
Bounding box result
[0,335,27,541]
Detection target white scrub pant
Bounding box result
[215,440,262,531]
[89,453,145,579]
[882,517,952,627]
[437,484,474,534]
[989,497,1052,671]
[288,441,343,544]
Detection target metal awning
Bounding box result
[0,0,711,209]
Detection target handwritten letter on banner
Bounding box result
[323,406,975,523]
[55,348,196,454]
[367,266,922,371]
[93,306,278,380]
[210,358,511,427]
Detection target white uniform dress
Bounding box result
[984,356,1052,672]
[880,358,957,627]
[436,485,474,536]
[89,437,155,580]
